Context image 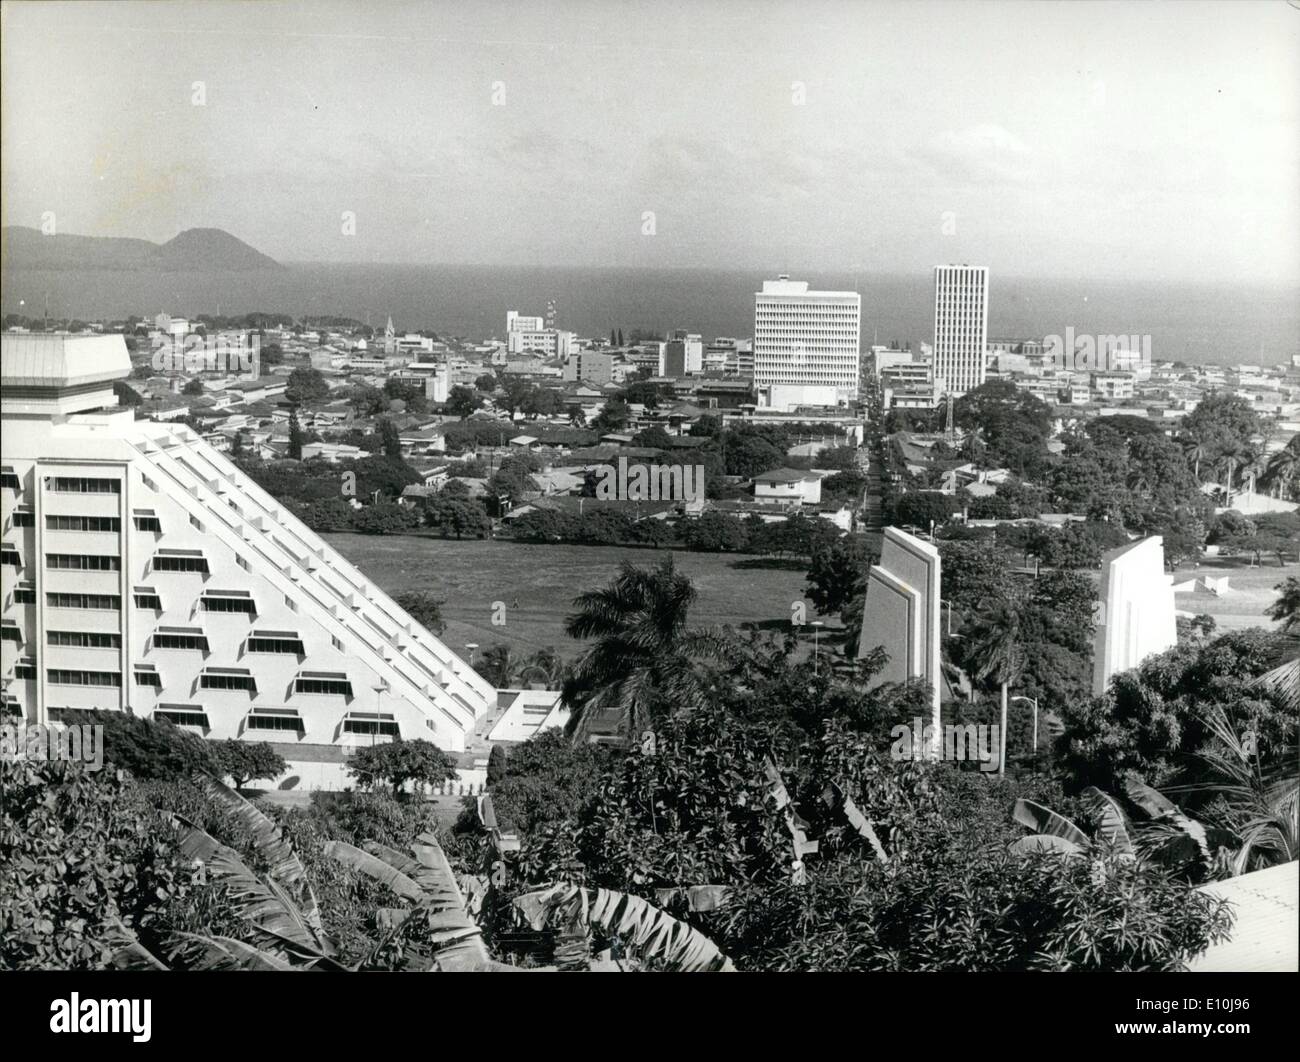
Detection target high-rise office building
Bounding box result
[0,333,494,788]
[753,276,860,409]
[932,265,989,396]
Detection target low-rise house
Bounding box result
[139,395,192,421]
[301,441,368,463]
[224,377,288,403]
[399,425,448,455]
[753,468,823,505]
[399,477,490,506]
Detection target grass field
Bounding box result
[323,533,834,660]
[1168,556,1298,632]
[323,533,1295,667]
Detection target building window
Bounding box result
[294,672,353,697]
[134,665,162,688]
[152,629,209,652]
[11,510,35,528]
[246,709,304,734]
[200,669,257,693]
[44,477,121,494]
[342,712,400,737]
[1,623,21,644]
[154,705,209,729]
[14,659,37,681]
[45,515,121,532]
[48,630,121,649]
[46,593,120,610]
[1,548,19,567]
[0,471,21,491]
[189,514,204,531]
[200,593,256,616]
[47,669,121,687]
[246,631,305,655]
[13,584,36,605]
[46,553,121,571]
[133,589,163,610]
[133,513,162,533]
[153,551,209,574]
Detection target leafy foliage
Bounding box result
[347,740,459,797]
[210,741,288,789]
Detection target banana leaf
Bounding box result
[1080,787,1134,855]
[514,883,735,972]
[324,840,425,902]
[192,773,321,929]
[1124,777,1214,867]
[1012,798,1089,848]
[105,919,169,971]
[1010,833,1083,856]
[174,932,298,971]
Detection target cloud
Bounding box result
[912,124,1038,186]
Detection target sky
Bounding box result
[2,0,1298,284]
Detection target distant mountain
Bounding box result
[2,226,283,271]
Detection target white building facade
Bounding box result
[753,276,861,409]
[932,265,989,397]
[1,333,495,788]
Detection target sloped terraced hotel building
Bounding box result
[0,333,494,787]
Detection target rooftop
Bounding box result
[1189,862,1298,972]
[1,331,130,388]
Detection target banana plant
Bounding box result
[513,883,736,972]
[1010,796,1100,856]
[1010,782,1237,875]
[1011,789,1143,857]
[324,831,520,971]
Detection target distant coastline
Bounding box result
[3,261,1297,365]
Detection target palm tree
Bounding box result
[1185,439,1215,483]
[1171,704,1298,874]
[562,556,716,741]
[964,597,1028,776]
[1260,437,1300,500]
[517,646,567,688]
[1217,453,1239,496]
[475,644,518,687]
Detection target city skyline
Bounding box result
[2,1,1298,285]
